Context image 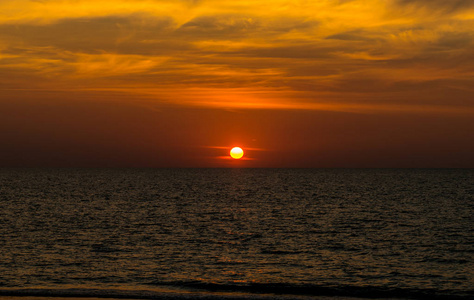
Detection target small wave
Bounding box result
[157,282,473,300]
[0,288,303,300]
[260,250,305,255]
[90,244,120,253]
[0,285,472,300]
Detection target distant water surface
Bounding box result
[0,169,472,300]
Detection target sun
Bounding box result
[230,147,244,159]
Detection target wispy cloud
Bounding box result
[0,0,473,113]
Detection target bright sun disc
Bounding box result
[230,147,244,159]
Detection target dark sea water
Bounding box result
[0,169,473,300]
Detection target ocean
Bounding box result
[0,168,472,300]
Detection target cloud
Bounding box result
[0,0,473,114]
[0,0,199,25]
[326,30,379,42]
[176,15,318,41]
[0,15,176,53]
[393,0,474,13]
[179,15,260,35]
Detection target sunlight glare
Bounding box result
[230,147,244,159]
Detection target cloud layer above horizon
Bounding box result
[1,0,473,113]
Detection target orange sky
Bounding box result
[1,0,473,167]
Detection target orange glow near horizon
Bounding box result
[0,0,473,167]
